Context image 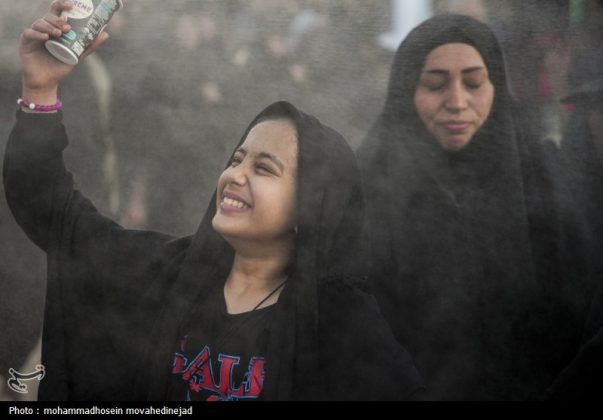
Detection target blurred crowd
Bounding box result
[1,0,601,400]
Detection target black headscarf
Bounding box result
[357,14,565,400]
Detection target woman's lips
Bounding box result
[441,121,471,133]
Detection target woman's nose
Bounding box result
[445,81,468,112]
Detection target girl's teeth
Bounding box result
[223,197,247,208]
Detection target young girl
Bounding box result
[4,0,423,401]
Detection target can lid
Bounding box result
[45,40,79,66]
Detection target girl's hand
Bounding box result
[20,0,109,103]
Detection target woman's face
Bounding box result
[212,119,298,244]
[414,43,495,151]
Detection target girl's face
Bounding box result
[414,43,495,151]
[212,119,298,244]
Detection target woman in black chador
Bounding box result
[358,14,570,400]
[4,0,423,401]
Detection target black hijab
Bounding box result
[137,101,419,400]
[357,14,563,400]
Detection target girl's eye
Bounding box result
[256,165,273,174]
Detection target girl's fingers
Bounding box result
[31,19,63,38]
[43,13,70,31]
[49,0,73,17]
[21,28,50,43]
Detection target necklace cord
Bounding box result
[252,279,288,311]
[207,279,288,353]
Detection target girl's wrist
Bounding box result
[18,98,62,114]
[21,85,59,105]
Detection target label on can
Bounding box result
[45,0,123,65]
[63,0,95,19]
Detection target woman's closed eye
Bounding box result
[464,82,482,90]
[464,79,484,90]
[426,83,446,92]
[420,76,447,91]
[463,72,488,90]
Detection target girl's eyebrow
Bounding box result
[235,147,285,172]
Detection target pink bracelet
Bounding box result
[17,98,63,112]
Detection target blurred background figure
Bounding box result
[556,58,603,322]
[486,0,571,146]
[1,0,599,401]
[546,34,603,400]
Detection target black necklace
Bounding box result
[210,279,287,351]
[251,279,288,311]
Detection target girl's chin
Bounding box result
[212,219,251,241]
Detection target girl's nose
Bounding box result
[225,163,249,186]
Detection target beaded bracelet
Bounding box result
[17,98,63,112]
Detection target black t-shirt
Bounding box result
[168,288,275,401]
